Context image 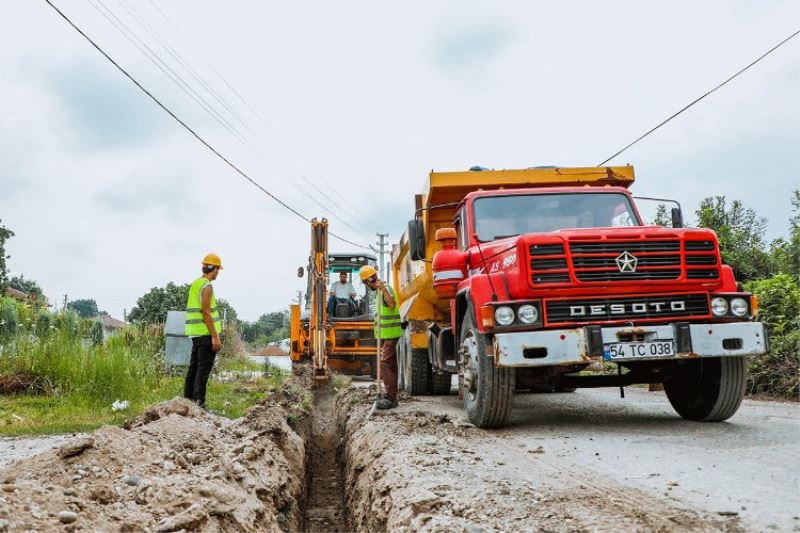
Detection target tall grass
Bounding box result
[0,325,165,405]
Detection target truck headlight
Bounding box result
[494,306,515,326]
[730,297,749,317]
[711,297,728,317]
[518,304,538,324]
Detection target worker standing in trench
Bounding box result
[360,265,402,409]
[184,253,223,408]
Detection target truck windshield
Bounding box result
[472,192,639,241]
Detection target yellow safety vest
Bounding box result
[375,285,402,340]
[185,277,221,336]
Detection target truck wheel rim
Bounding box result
[461,334,479,402]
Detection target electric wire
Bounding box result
[42,0,369,249]
[598,28,800,166]
[145,0,384,232]
[88,0,371,239]
[129,0,372,237]
[112,0,375,238]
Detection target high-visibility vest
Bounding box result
[185,277,221,336]
[375,285,402,340]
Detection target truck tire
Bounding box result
[459,307,514,428]
[430,371,452,395]
[405,348,432,396]
[663,357,746,422]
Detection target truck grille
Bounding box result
[684,240,719,280]
[569,240,681,282]
[529,239,720,285]
[530,243,570,284]
[545,293,710,324]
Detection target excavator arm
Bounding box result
[308,218,330,383]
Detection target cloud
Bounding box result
[430,14,516,75]
[49,60,165,149]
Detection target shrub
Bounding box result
[34,310,53,338]
[0,297,19,339]
[745,274,800,398]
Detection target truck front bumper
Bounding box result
[493,322,768,368]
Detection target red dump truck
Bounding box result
[391,166,768,428]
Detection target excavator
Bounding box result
[289,218,378,384]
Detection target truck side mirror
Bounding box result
[408,219,426,261]
[671,208,684,228]
[297,266,304,278]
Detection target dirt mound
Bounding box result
[335,387,743,532]
[0,379,313,532]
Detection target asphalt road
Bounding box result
[421,386,800,531]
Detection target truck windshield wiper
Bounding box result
[492,234,519,240]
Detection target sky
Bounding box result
[1,0,798,321]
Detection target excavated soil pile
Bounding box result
[336,386,744,533]
[0,375,314,533]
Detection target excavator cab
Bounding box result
[328,254,377,320]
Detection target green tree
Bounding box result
[9,275,46,303]
[651,204,670,226]
[67,298,99,318]
[770,190,800,280]
[128,282,239,327]
[128,282,190,325]
[695,196,774,282]
[241,310,289,344]
[0,220,13,291]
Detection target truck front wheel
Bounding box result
[459,308,514,428]
[663,357,746,422]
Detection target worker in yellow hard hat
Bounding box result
[360,264,402,409]
[184,253,224,408]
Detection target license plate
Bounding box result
[603,340,675,360]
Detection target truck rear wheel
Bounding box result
[404,348,432,396]
[663,357,746,422]
[459,308,514,428]
[430,370,452,395]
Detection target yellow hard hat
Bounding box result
[202,253,223,269]
[359,265,378,281]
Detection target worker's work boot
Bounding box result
[376,398,398,410]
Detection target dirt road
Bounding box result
[340,385,800,532]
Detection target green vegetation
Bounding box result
[0,294,286,437]
[0,220,14,291]
[128,282,238,326]
[240,311,290,349]
[696,192,799,398]
[66,298,99,318]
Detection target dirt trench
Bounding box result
[301,392,349,532]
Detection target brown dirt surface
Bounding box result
[336,386,744,533]
[0,374,314,533]
[303,392,347,532]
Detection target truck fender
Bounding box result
[453,289,471,346]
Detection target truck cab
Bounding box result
[392,166,768,428]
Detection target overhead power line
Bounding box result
[42,0,369,250]
[88,0,371,239]
[146,0,385,232]
[598,28,800,166]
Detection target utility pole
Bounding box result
[62,294,68,314]
[296,291,303,306]
[376,233,388,280]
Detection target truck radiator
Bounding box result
[527,239,720,285]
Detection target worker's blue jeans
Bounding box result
[327,296,356,317]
